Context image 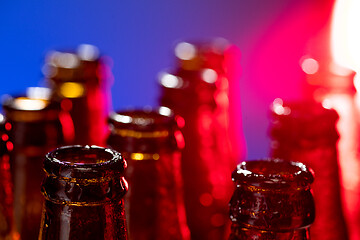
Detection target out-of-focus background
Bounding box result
[0,0,334,159]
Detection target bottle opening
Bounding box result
[42,145,127,205]
[233,158,314,188]
[50,145,114,165]
[108,108,176,136]
[44,145,126,180]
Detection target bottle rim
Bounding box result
[108,107,178,134]
[2,89,60,122]
[232,158,314,189]
[44,145,126,181]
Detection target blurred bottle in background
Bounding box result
[2,87,64,239]
[39,145,128,240]
[301,56,360,240]
[229,158,315,240]
[0,113,14,240]
[43,44,113,146]
[158,39,245,240]
[107,107,190,240]
[269,99,348,240]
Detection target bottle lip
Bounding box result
[108,107,177,132]
[2,89,53,111]
[232,158,314,189]
[43,45,108,85]
[108,108,184,153]
[173,39,230,71]
[2,90,60,122]
[269,98,339,144]
[44,145,126,181]
[270,98,339,123]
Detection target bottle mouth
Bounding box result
[109,107,174,125]
[108,107,177,135]
[2,88,52,111]
[270,98,338,119]
[44,145,126,181]
[232,158,314,189]
[270,99,339,146]
[2,89,60,122]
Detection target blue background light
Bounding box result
[0,0,321,159]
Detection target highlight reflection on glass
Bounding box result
[12,97,48,111]
[175,42,197,61]
[300,57,319,75]
[158,72,184,89]
[59,82,85,98]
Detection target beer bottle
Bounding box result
[269,99,349,239]
[2,87,64,239]
[159,40,244,240]
[229,158,315,240]
[43,44,112,146]
[107,107,190,240]
[39,145,128,240]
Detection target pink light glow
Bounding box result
[331,0,360,71]
[326,1,360,239]
[248,1,335,102]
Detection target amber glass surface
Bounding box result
[43,45,112,146]
[39,145,128,240]
[229,159,315,240]
[108,108,190,240]
[270,99,349,240]
[159,40,243,240]
[2,92,64,240]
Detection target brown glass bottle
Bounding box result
[159,40,244,240]
[0,113,14,240]
[39,145,128,240]
[107,108,190,240]
[2,89,64,240]
[43,44,112,146]
[269,99,348,240]
[229,158,315,240]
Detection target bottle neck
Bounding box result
[3,95,63,150]
[108,129,179,154]
[39,146,128,240]
[108,109,182,154]
[42,145,127,205]
[42,174,127,206]
[230,159,315,238]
